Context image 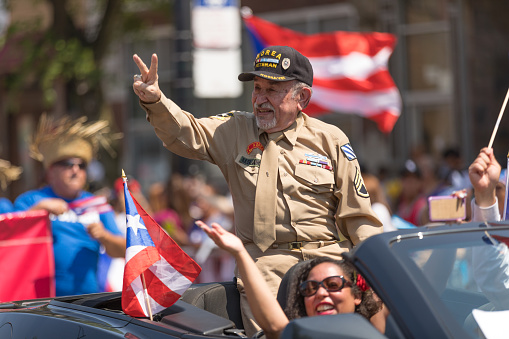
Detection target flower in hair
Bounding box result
[356,273,370,292]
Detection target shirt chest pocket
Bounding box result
[294,165,335,194]
[234,154,260,201]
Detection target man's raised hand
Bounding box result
[132,53,161,103]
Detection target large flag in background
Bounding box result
[0,210,54,301]
[242,12,401,133]
[122,176,201,318]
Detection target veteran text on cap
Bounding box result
[238,46,313,87]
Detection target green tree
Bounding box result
[2,0,172,119]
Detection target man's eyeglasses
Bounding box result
[299,276,352,297]
[54,159,87,170]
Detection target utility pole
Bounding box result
[172,0,194,175]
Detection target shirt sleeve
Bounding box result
[333,139,382,245]
[471,198,509,310]
[471,198,501,222]
[139,93,235,166]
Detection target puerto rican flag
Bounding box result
[121,175,201,318]
[242,12,402,133]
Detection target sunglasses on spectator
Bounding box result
[54,159,87,170]
[299,276,352,297]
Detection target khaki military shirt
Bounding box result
[141,94,382,248]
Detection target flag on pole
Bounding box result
[68,196,113,215]
[122,173,201,318]
[242,11,401,133]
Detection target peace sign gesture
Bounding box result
[132,53,161,103]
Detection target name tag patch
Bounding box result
[239,156,261,167]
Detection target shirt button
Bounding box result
[280,150,284,154]
[314,178,318,183]
[283,172,288,177]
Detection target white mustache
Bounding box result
[254,102,275,111]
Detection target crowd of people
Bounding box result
[0,43,506,338]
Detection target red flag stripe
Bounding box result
[143,267,182,307]
[244,15,396,57]
[122,282,147,317]
[134,199,202,281]
[313,71,399,92]
[123,246,160,287]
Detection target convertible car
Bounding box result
[1,220,508,338]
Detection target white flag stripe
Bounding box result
[149,257,194,296]
[132,276,148,316]
[147,292,165,315]
[309,47,392,80]
[132,275,165,316]
[125,245,145,262]
[311,86,401,117]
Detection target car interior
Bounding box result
[46,260,381,339]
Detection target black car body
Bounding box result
[1,221,508,338]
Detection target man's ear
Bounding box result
[297,87,312,111]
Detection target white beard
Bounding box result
[255,102,277,130]
[256,116,277,130]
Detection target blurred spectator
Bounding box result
[395,160,429,226]
[189,183,235,283]
[362,172,396,232]
[14,114,125,296]
[439,148,471,192]
[0,159,22,213]
[149,176,189,247]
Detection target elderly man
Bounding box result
[14,115,125,297]
[133,46,382,334]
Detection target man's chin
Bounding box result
[256,117,277,131]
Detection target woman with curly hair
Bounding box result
[284,256,381,321]
[197,221,383,339]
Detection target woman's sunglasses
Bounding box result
[299,276,352,297]
[54,159,87,170]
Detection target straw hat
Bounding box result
[0,159,22,191]
[29,114,122,169]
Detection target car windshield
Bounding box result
[391,226,509,338]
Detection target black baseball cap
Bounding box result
[238,46,313,87]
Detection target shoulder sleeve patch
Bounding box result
[209,111,236,120]
[354,167,369,198]
[340,143,357,161]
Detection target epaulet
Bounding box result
[209,110,241,121]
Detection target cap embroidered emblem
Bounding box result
[282,58,290,70]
